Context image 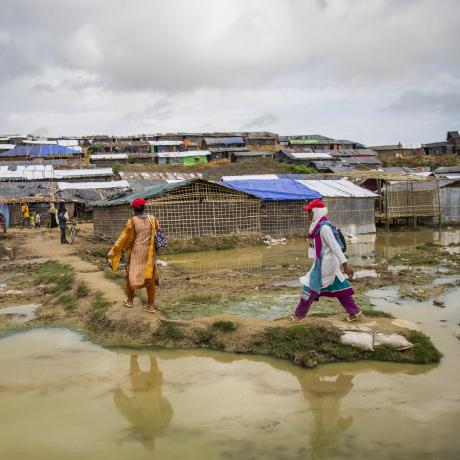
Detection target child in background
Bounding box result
[30,213,35,227]
[35,211,41,228]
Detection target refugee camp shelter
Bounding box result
[295,179,377,234]
[90,153,129,166]
[434,166,460,180]
[242,132,278,149]
[275,149,334,165]
[222,178,321,235]
[153,150,211,165]
[148,140,183,153]
[0,165,114,182]
[0,144,82,161]
[0,181,58,225]
[353,171,441,227]
[202,137,245,150]
[438,179,460,224]
[222,176,376,235]
[93,179,261,240]
[56,180,131,219]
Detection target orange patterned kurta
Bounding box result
[109,215,159,288]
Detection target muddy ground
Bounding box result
[1,224,458,366]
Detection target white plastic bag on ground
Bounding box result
[373,333,413,350]
[340,331,374,351]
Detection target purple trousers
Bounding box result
[294,291,360,318]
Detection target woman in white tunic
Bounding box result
[291,199,362,322]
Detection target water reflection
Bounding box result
[113,354,173,451]
[117,349,436,458]
[165,229,460,274]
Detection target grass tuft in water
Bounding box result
[409,331,443,364]
[34,261,75,295]
[212,320,237,332]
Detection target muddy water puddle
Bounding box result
[0,303,40,323]
[0,327,459,460]
[165,229,460,274]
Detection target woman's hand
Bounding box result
[342,262,354,280]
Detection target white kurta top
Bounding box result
[302,225,348,288]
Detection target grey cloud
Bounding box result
[388,90,460,114]
[245,113,279,128]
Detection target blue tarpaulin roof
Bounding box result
[0,145,81,158]
[223,179,321,201]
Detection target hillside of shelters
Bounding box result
[0,130,459,233]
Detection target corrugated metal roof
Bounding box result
[222,174,279,181]
[204,137,244,146]
[90,154,128,160]
[57,180,130,190]
[0,166,113,181]
[148,140,183,146]
[283,150,332,160]
[154,150,210,158]
[0,144,16,150]
[119,171,203,180]
[296,179,377,198]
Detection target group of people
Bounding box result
[20,203,41,228]
[19,201,71,244]
[108,197,362,321]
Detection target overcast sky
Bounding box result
[1,0,459,144]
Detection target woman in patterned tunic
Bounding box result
[108,198,160,313]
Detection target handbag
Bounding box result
[154,227,167,250]
[147,215,167,250]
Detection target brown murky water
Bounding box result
[1,279,460,460]
[1,228,459,459]
[164,228,460,273]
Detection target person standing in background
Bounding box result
[35,211,41,228]
[57,204,69,244]
[21,203,30,228]
[49,202,58,228]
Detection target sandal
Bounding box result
[345,311,363,322]
[142,307,157,314]
[289,315,304,322]
[123,300,134,308]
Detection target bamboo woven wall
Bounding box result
[384,183,440,219]
[260,200,309,235]
[94,181,261,239]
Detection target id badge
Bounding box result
[308,247,316,259]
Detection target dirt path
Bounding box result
[19,226,125,304]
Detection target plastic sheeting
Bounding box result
[223,179,321,201]
[0,144,81,158]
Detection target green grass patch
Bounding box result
[76,283,89,297]
[361,308,395,318]
[281,163,317,174]
[409,331,443,364]
[160,323,184,340]
[212,320,237,332]
[55,294,78,310]
[180,293,223,304]
[34,261,75,295]
[91,291,111,320]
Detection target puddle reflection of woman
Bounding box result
[291,199,362,322]
[108,198,160,313]
[113,354,173,450]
